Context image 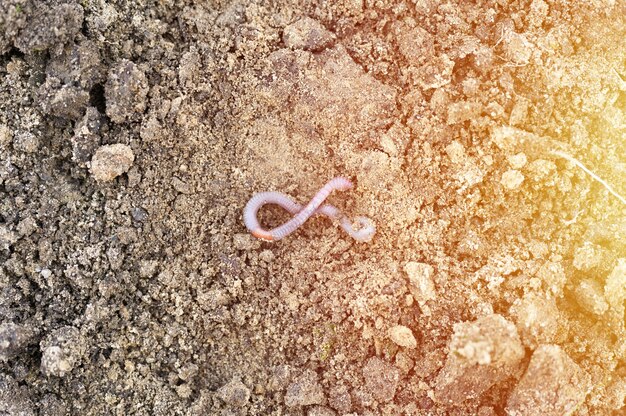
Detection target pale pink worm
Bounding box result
[244,177,375,242]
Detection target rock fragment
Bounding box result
[506,345,591,416]
[416,54,455,90]
[573,243,604,271]
[434,314,524,405]
[216,378,250,407]
[40,326,86,377]
[283,17,334,51]
[285,369,325,407]
[503,31,533,66]
[396,25,434,62]
[507,153,527,169]
[105,59,149,124]
[388,325,417,349]
[12,131,39,153]
[90,144,135,182]
[362,357,400,403]
[46,40,105,90]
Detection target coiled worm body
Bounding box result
[243,177,375,242]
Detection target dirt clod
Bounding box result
[362,357,400,403]
[283,16,335,52]
[89,143,134,182]
[434,314,525,405]
[40,326,86,378]
[388,325,417,349]
[506,345,591,416]
[216,377,251,407]
[285,369,325,407]
[104,59,149,124]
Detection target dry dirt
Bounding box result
[1,0,626,415]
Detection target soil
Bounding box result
[1,0,626,415]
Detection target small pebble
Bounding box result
[259,249,275,263]
[172,177,191,194]
[575,279,608,316]
[572,242,603,271]
[506,345,591,416]
[105,59,149,124]
[328,385,352,413]
[503,31,533,66]
[434,314,524,404]
[17,217,38,237]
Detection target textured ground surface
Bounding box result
[1,0,626,415]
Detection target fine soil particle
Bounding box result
[1,0,626,415]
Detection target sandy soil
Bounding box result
[1,0,626,415]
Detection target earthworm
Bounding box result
[243,177,375,242]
